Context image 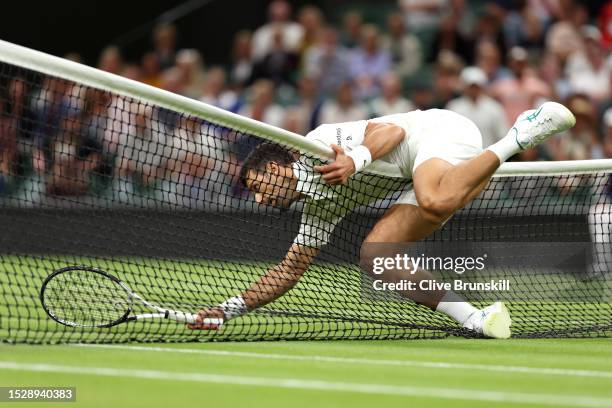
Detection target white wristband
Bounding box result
[219,295,247,321]
[346,145,372,173]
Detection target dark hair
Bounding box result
[239,142,295,188]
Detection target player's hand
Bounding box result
[313,144,355,185]
[187,307,225,330]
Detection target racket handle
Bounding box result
[202,317,224,327]
[165,310,224,327]
[165,310,199,324]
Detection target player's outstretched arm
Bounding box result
[188,244,319,330]
[315,122,405,185]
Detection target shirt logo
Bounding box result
[336,128,342,146]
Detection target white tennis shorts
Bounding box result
[394,109,484,206]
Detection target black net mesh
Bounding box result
[0,60,610,344]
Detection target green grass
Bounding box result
[1,339,612,408]
[2,255,612,344]
[2,256,612,406]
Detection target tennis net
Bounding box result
[0,40,610,344]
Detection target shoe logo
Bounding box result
[524,107,543,122]
[511,127,525,150]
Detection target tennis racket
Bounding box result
[40,265,223,328]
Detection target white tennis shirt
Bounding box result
[292,112,424,248]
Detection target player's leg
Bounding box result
[360,203,446,308]
[412,153,498,224]
[360,201,510,338]
[415,102,576,224]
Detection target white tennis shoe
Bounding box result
[511,102,576,150]
[463,301,512,339]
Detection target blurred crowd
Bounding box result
[0,0,611,200]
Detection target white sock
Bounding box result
[435,291,478,325]
[486,129,521,163]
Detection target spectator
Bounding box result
[238,79,285,128]
[0,77,27,186]
[251,0,303,62]
[473,8,507,61]
[200,67,238,111]
[30,77,74,170]
[152,23,178,70]
[175,49,206,100]
[102,93,131,160]
[524,0,561,27]
[381,13,423,78]
[141,52,163,88]
[291,75,322,133]
[47,115,101,196]
[446,66,508,147]
[545,1,589,62]
[97,46,123,75]
[303,27,351,97]
[251,27,299,87]
[158,68,187,129]
[490,46,551,125]
[399,0,449,33]
[0,103,17,188]
[121,64,143,82]
[548,94,600,161]
[0,99,16,192]
[115,103,169,190]
[431,7,473,64]
[565,26,612,103]
[604,108,612,157]
[449,0,478,39]
[370,72,415,117]
[160,67,187,96]
[80,88,110,157]
[349,25,392,100]
[599,73,612,125]
[600,1,612,50]
[234,80,286,165]
[475,39,512,82]
[538,52,572,100]
[318,81,368,125]
[502,0,544,51]
[167,116,212,202]
[281,107,308,134]
[64,52,83,64]
[296,5,325,59]
[411,83,436,110]
[229,31,254,90]
[432,50,463,108]
[340,11,363,49]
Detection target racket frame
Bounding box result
[40,265,205,328]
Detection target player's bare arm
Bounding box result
[314,122,405,185]
[188,244,319,330]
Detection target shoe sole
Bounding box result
[482,302,512,339]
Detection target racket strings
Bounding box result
[43,270,131,327]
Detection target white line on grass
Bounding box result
[74,344,612,380]
[0,361,610,408]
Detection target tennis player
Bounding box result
[189,102,576,339]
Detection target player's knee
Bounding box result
[418,194,455,224]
